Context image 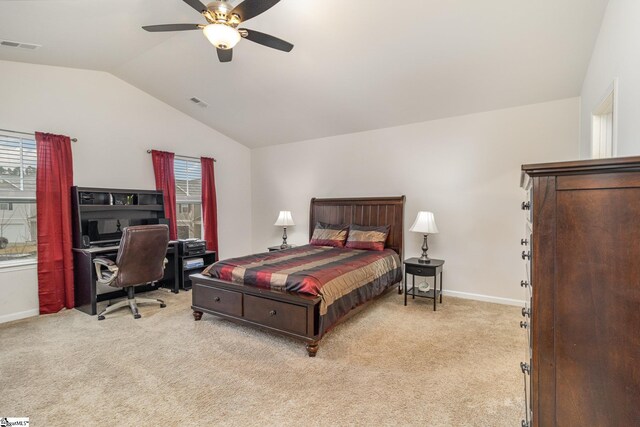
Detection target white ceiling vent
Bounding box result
[0,40,41,50]
[189,97,209,108]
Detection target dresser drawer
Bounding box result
[193,284,243,317]
[405,264,433,276]
[244,295,307,335]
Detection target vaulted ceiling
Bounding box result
[0,0,609,147]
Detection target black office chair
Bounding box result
[93,224,170,320]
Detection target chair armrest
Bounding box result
[94,257,118,271]
[93,257,119,286]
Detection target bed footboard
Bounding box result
[191,274,323,356]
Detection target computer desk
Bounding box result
[73,241,179,315]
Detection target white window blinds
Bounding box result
[174,157,201,203]
[0,133,37,201]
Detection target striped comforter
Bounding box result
[202,245,402,333]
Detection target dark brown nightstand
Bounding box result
[268,244,297,252]
[403,258,445,311]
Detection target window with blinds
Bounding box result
[174,157,202,240]
[0,134,37,199]
[174,157,202,202]
[0,132,38,264]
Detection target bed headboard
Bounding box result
[309,196,405,260]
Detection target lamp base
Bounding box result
[280,227,288,248]
[418,234,431,264]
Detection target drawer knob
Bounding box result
[521,307,530,318]
[520,321,529,329]
[415,269,422,274]
[520,280,529,288]
[521,251,531,260]
[520,238,528,246]
[520,361,531,375]
[269,310,277,316]
[214,296,221,302]
[521,201,531,211]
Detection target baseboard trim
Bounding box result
[1,292,521,322]
[0,308,39,324]
[443,290,525,306]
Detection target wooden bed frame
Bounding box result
[190,196,405,357]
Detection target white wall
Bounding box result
[0,60,252,322]
[580,0,640,157]
[0,57,583,321]
[252,98,580,304]
[0,265,38,323]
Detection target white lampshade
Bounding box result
[409,211,439,234]
[274,211,295,227]
[203,24,241,50]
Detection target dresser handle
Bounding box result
[522,307,530,318]
[214,296,221,302]
[520,362,530,375]
[521,251,531,260]
[269,310,277,316]
[520,321,529,329]
[520,280,529,288]
[520,238,528,246]
[521,201,531,210]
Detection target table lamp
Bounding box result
[409,211,439,264]
[274,211,295,249]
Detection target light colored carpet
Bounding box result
[0,290,526,426]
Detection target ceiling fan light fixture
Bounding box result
[203,23,241,49]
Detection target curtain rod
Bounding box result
[0,128,78,142]
[146,149,216,162]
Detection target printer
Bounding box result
[178,239,207,256]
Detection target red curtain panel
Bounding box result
[35,132,75,314]
[201,157,219,252]
[151,150,178,240]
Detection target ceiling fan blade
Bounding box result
[142,24,201,32]
[182,0,208,14]
[217,48,233,63]
[231,0,280,22]
[240,28,293,52]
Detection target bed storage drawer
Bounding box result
[193,284,242,317]
[244,295,307,335]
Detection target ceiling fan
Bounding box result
[142,0,293,63]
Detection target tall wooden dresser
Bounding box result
[520,157,640,426]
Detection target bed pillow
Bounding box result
[345,224,390,251]
[310,222,349,247]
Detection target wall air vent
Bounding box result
[189,97,209,108]
[0,40,42,50]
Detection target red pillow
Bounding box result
[310,222,349,247]
[345,224,390,251]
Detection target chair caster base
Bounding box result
[97,294,164,320]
